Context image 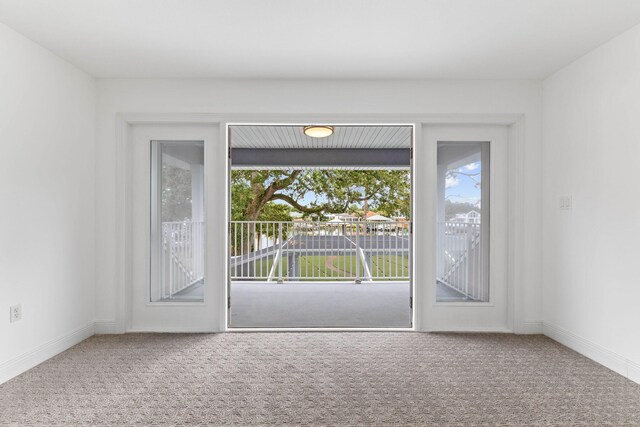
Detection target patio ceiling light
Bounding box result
[303,125,334,138]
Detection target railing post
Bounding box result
[162,224,167,299]
[355,222,361,283]
[278,222,283,283]
[465,223,471,298]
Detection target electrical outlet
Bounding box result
[10,304,22,323]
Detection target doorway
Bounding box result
[422,125,509,331]
[227,124,414,329]
[122,117,516,333]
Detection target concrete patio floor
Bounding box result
[168,281,466,327]
[229,282,412,328]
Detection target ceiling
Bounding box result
[1,0,640,79]
[230,126,412,149]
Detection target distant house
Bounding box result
[452,210,481,224]
[367,214,392,222]
[327,212,360,222]
[290,212,312,223]
[393,216,410,230]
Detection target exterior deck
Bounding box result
[164,280,465,327]
[159,219,478,327]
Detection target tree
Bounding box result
[231,177,294,254]
[231,179,293,222]
[231,169,411,221]
[161,163,192,221]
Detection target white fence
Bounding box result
[230,221,411,282]
[161,221,205,298]
[436,221,486,301]
[159,220,484,300]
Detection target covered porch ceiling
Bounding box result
[230,125,412,169]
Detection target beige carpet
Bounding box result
[1,333,639,426]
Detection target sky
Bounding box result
[445,161,482,207]
[265,163,482,211]
[272,189,327,207]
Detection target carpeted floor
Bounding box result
[1,333,639,426]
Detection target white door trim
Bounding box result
[420,125,509,331]
[126,123,222,332]
[113,113,526,333]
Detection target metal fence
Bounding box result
[230,221,411,282]
[436,221,486,301]
[161,221,205,298]
[158,219,484,300]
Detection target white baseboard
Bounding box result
[3,320,637,387]
[543,322,640,385]
[518,321,543,334]
[424,326,513,333]
[94,319,121,334]
[629,361,640,384]
[126,327,219,333]
[0,322,94,384]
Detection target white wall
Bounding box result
[543,24,640,382]
[95,79,543,333]
[0,23,96,382]
[1,4,638,384]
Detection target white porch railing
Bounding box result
[161,221,204,298]
[436,221,485,301]
[159,220,483,299]
[230,221,410,282]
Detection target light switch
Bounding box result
[560,195,572,210]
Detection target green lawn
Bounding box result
[297,255,361,280]
[231,254,409,281]
[370,255,410,280]
[333,256,363,277]
[230,257,288,279]
[296,255,408,281]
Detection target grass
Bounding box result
[297,255,361,280]
[230,257,288,279]
[370,255,410,280]
[232,254,409,281]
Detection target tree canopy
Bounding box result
[232,169,410,221]
[161,163,192,221]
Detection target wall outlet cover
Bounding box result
[10,304,22,323]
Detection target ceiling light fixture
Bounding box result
[303,125,334,138]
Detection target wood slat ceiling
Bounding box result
[230,125,412,149]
